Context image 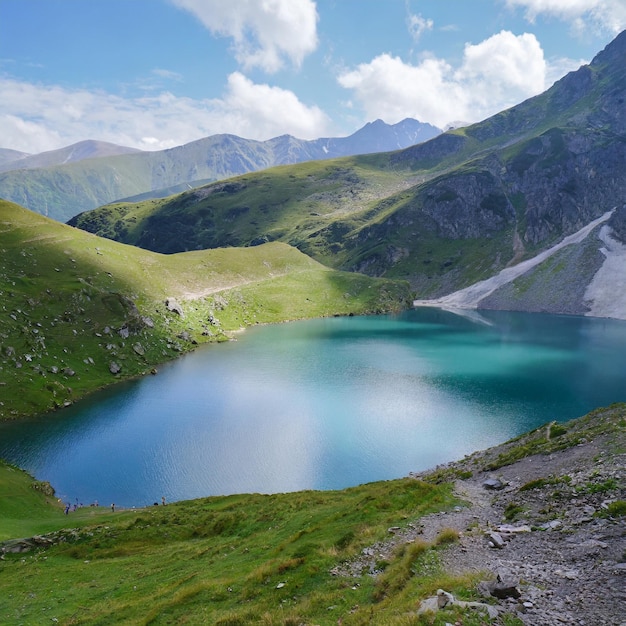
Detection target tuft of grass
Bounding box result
[599,500,626,518]
[434,528,460,545]
[372,540,430,602]
[519,475,570,492]
[503,502,526,522]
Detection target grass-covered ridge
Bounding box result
[0,200,412,419]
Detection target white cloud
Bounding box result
[0,74,331,153]
[458,31,546,110]
[170,0,318,72]
[152,68,184,82]
[337,30,567,128]
[219,72,330,139]
[506,0,626,34]
[407,13,434,41]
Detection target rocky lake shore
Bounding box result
[334,405,625,625]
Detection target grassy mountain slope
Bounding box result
[1,403,623,625]
[72,32,626,303]
[0,461,457,625]
[69,156,426,257]
[0,120,440,223]
[0,200,411,420]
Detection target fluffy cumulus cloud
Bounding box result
[0,74,331,153]
[506,0,626,34]
[337,31,565,128]
[170,0,318,72]
[219,72,329,138]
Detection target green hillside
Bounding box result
[71,32,626,299]
[0,456,459,625]
[0,200,411,420]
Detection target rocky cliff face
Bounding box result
[345,31,626,304]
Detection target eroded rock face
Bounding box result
[419,170,516,240]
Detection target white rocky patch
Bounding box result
[583,225,626,319]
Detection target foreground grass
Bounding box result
[0,470,459,625]
[0,200,412,419]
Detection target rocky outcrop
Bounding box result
[347,32,626,303]
[165,297,184,317]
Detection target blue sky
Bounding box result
[1,0,624,153]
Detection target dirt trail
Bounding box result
[333,418,626,625]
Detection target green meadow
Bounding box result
[0,199,411,420]
[0,457,496,626]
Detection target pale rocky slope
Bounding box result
[415,206,626,321]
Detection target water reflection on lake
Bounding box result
[1,308,625,507]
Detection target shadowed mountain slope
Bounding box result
[71,32,626,318]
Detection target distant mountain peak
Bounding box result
[0,139,142,172]
[592,28,626,66]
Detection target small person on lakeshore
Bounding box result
[64,503,70,515]
[161,496,166,506]
[111,503,115,512]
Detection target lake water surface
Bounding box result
[1,308,625,507]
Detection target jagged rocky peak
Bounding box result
[591,28,626,67]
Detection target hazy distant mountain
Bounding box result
[0,140,143,173]
[290,118,441,158]
[0,148,31,169]
[0,119,441,222]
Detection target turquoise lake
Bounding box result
[1,308,625,508]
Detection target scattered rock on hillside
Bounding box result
[482,477,506,490]
[165,297,184,317]
[109,361,121,374]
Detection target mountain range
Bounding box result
[0,118,441,222]
[70,30,626,320]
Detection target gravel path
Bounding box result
[332,412,626,625]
